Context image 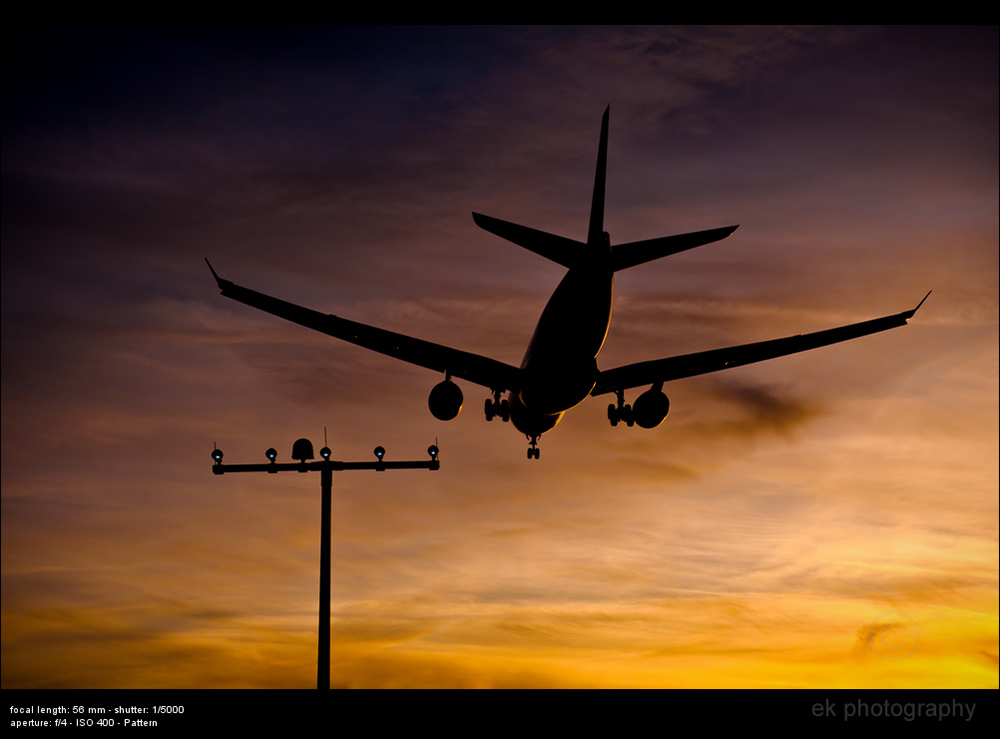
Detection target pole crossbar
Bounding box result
[210,441,439,688]
[212,459,439,474]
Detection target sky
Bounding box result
[2,25,997,690]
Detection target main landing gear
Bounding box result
[607,389,634,427]
[484,391,510,423]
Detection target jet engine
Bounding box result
[631,386,669,429]
[428,379,463,421]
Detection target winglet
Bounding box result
[205,258,224,288]
[903,290,932,320]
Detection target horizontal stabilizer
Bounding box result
[473,212,585,269]
[611,225,739,271]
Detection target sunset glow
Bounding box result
[2,26,996,691]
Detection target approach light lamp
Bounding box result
[373,446,386,461]
[212,447,224,464]
[320,446,332,460]
[265,447,278,463]
[427,445,439,460]
[292,438,315,463]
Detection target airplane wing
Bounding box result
[207,260,522,394]
[592,292,931,396]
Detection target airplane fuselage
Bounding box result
[508,263,613,439]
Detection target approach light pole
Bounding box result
[211,437,440,689]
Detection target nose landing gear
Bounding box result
[527,436,540,459]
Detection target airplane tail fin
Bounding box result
[472,106,612,270]
[589,105,738,269]
[587,105,610,248]
[473,105,738,272]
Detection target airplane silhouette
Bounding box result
[208,106,929,459]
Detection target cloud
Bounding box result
[701,378,822,438]
[2,26,996,690]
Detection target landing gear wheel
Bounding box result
[486,394,510,423]
[623,404,634,427]
[609,392,634,427]
[527,436,540,460]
